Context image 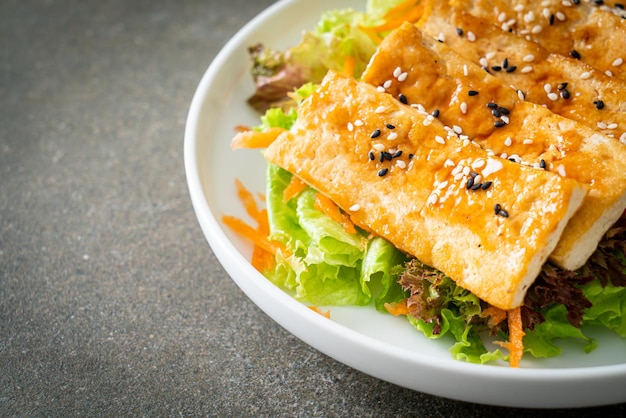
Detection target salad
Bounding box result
[224,0,626,367]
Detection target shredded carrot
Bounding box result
[282,175,307,202]
[480,305,508,328]
[384,299,410,316]
[251,244,275,272]
[359,0,424,43]
[494,307,525,368]
[308,306,331,319]
[314,192,357,234]
[343,55,356,78]
[222,215,290,258]
[235,178,264,222]
[230,127,285,149]
[234,125,251,132]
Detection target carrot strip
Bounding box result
[494,307,525,368]
[283,175,307,202]
[384,299,410,316]
[343,55,356,78]
[314,193,357,234]
[383,0,422,20]
[230,127,285,149]
[251,244,275,272]
[222,215,291,257]
[308,306,331,319]
[480,305,508,328]
[235,178,263,222]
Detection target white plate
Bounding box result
[184,0,626,408]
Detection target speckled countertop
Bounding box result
[1,0,624,416]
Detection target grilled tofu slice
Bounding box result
[449,0,626,80]
[417,0,626,143]
[263,70,586,310]
[361,22,626,270]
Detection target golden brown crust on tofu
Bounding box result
[417,0,626,143]
[361,23,626,270]
[264,70,586,310]
[449,0,626,81]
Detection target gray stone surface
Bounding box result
[1,0,624,416]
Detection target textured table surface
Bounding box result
[1,0,624,416]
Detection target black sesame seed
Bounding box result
[481,181,493,190]
[432,109,440,118]
[386,123,396,129]
[570,50,581,60]
[466,176,475,189]
[540,159,546,169]
[573,0,580,4]
[379,152,385,163]
[561,89,570,99]
[557,82,568,90]
[549,14,555,25]
[594,0,604,5]
[498,209,509,218]
[482,66,491,74]
[506,65,517,73]
[382,151,392,161]
[408,153,414,159]
[368,151,375,161]
[471,182,482,190]
[370,129,381,138]
[503,58,509,69]
[468,90,479,96]
[470,171,479,178]
[378,168,389,177]
[487,102,498,109]
[617,3,624,10]
[399,94,408,105]
[494,203,502,214]
[491,65,502,72]
[392,150,403,158]
[499,106,510,115]
[494,120,507,128]
[595,100,605,110]
[456,27,464,36]
[491,108,501,117]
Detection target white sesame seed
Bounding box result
[521,66,534,73]
[541,0,550,7]
[486,51,497,60]
[388,132,398,140]
[393,66,402,78]
[376,86,386,93]
[444,158,456,168]
[504,137,513,147]
[531,25,543,34]
[454,173,464,182]
[472,158,486,169]
[523,139,534,145]
[498,11,507,22]
[463,64,469,77]
[606,70,614,77]
[354,119,363,126]
[462,166,471,176]
[347,122,354,132]
[396,160,407,169]
[349,204,361,211]
[438,32,446,42]
[373,143,385,151]
[544,83,552,93]
[620,133,626,144]
[607,123,619,130]
[514,4,524,12]
[523,54,535,62]
[437,180,449,189]
[612,58,624,67]
[479,57,489,67]
[557,165,567,177]
[548,92,559,101]
[597,121,608,129]
[517,90,526,101]
[473,174,482,184]
[428,193,439,205]
[435,135,446,144]
[375,106,386,114]
[398,72,408,82]
[542,8,551,19]
[562,0,572,7]
[556,11,566,21]
[460,102,468,114]
[524,11,536,23]
[501,115,510,124]
[383,79,392,89]
[500,152,508,159]
[423,118,433,127]
[467,31,476,42]
[453,125,463,134]
[580,71,591,80]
